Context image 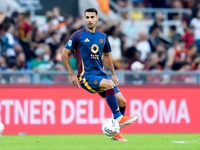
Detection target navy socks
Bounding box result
[106,88,122,119]
[120,106,126,116]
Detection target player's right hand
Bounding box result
[69,74,81,88]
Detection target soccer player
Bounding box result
[61,8,137,141]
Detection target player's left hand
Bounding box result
[112,74,119,86]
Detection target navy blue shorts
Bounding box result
[79,74,120,99]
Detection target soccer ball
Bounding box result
[102,119,119,136]
[0,122,4,133]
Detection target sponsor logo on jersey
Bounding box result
[84,38,90,42]
[91,44,99,53]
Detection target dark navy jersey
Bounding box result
[65,27,111,78]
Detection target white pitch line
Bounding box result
[173,141,187,143]
[173,140,198,144]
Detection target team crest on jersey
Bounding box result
[99,38,104,44]
[67,40,72,47]
[84,38,90,42]
[94,80,98,85]
[91,44,99,53]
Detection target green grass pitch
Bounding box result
[0,134,199,150]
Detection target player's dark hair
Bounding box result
[84,8,98,15]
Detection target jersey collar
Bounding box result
[85,26,97,33]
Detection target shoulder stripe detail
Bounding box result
[97,30,107,36]
[75,33,82,48]
[71,28,86,39]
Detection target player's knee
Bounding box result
[105,81,114,90]
[119,98,126,107]
[122,99,127,106]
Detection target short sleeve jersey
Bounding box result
[65,27,111,77]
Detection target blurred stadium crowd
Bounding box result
[0,0,200,84]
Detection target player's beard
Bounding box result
[87,22,96,29]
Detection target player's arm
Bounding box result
[103,52,119,86]
[61,48,80,88]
